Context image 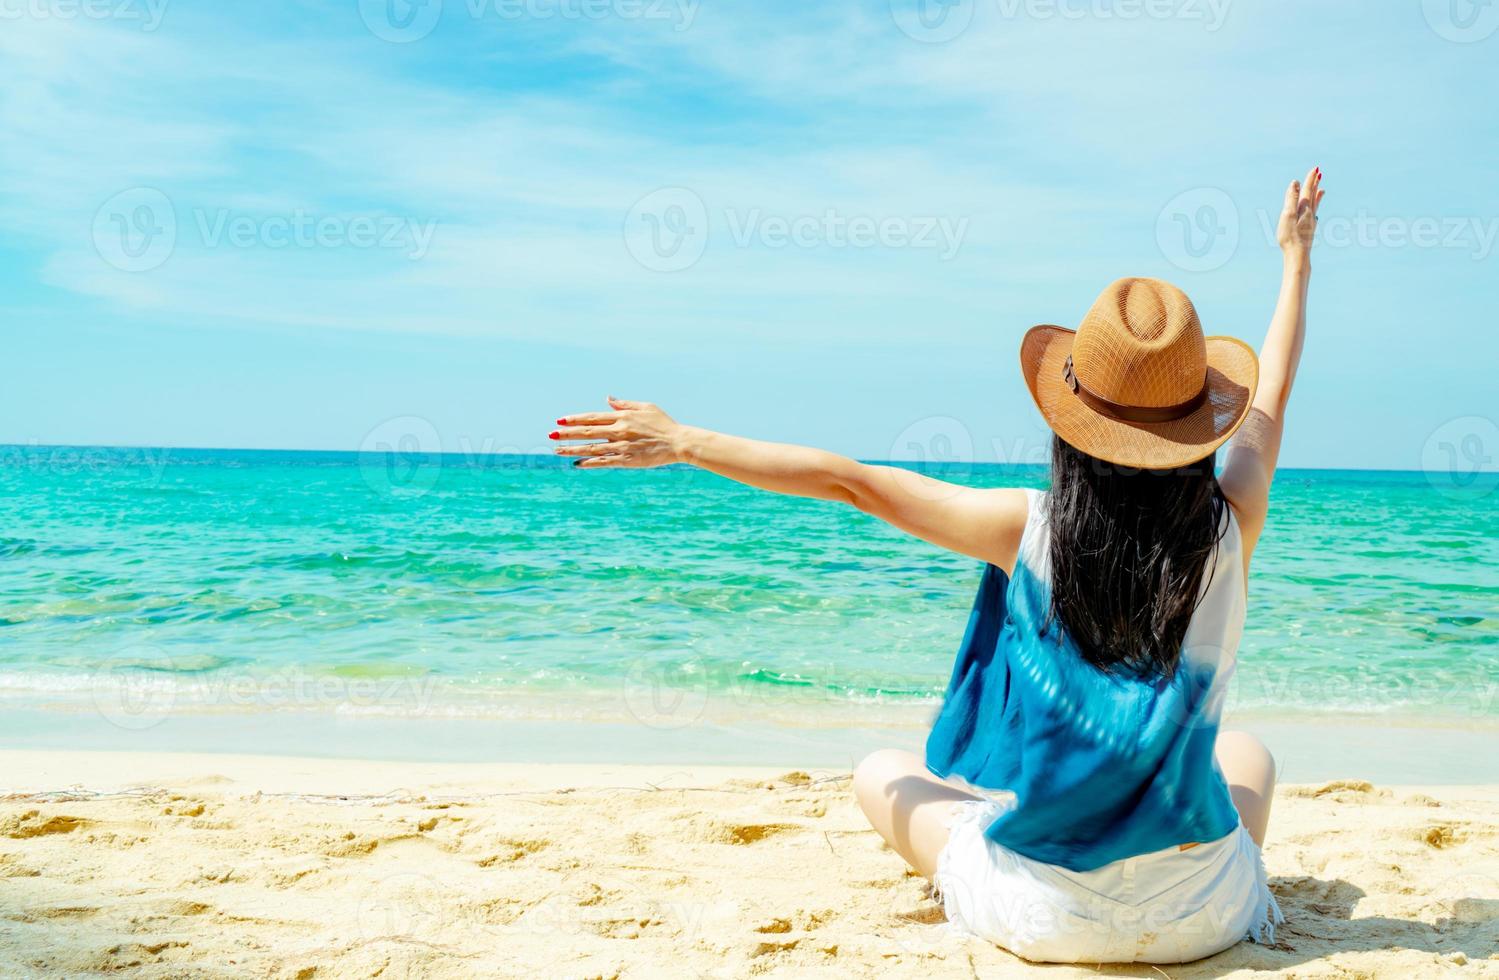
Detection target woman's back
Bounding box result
[925,487,1246,871]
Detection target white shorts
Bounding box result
[934,800,1283,964]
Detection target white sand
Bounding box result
[1,750,1495,978]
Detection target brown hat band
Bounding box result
[1062,355,1209,424]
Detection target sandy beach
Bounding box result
[1,751,1494,978]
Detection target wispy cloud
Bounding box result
[1,7,1160,347]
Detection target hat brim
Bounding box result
[1020,325,1259,470]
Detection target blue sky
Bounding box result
[2,0,1496,470]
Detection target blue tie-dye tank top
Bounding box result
[925,488,1245,872]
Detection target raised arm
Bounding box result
[552,398,1029,572]
[1220,166,1324,567]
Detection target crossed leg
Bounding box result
[852,748,980,878]
[854,732,1278,877]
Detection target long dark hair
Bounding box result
[1045,436,1227,677]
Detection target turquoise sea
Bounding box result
[1,446,1496,758]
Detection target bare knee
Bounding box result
[853,749,921,804]
[1216,730,1276,782]
[853,749,931,834]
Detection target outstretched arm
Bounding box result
[552,398,1029,572]
[1220,166,1324,567]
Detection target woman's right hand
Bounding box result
[1276,165,1325,260]
[550,396,685,469]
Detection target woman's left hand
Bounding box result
[550,396,685,469]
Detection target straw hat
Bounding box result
[1020,278,1258,470]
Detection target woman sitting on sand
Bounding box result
[551,169,1324,963]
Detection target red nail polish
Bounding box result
[555,418,567,425]
[548,432,560,440]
